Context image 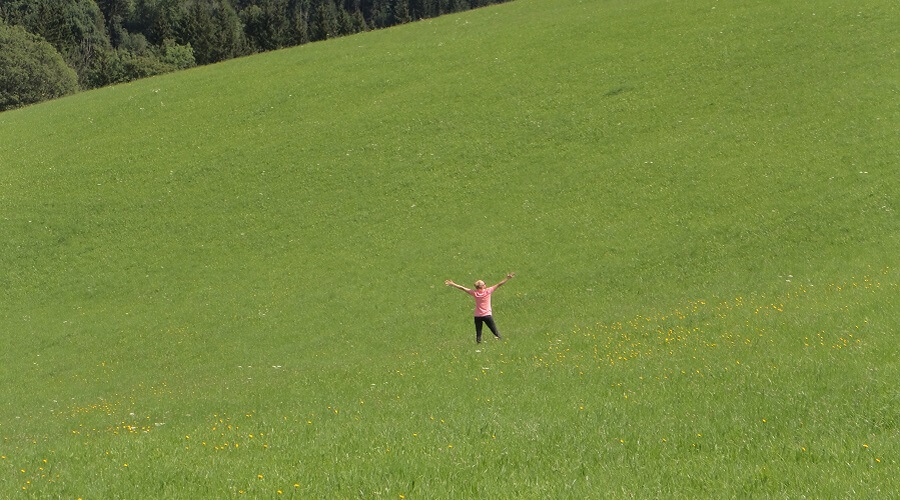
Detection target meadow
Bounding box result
[1,0,898,496]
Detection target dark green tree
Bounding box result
[96,0,134,46]
[179,0,245,64]
[367,0,391,28]
[348,7,367,33]
[0,0,113,88]
[0,23,79,111]
[288,3,310,44]
[450,0,469,12]
[66,0,115,87]
[241,0,290,52]
[206,0,247,61]
[410,0,437,19]
[392,0,410,24]
[130,0,184,45]
[309,0,338,41]
[179,0,214,61]
[0,0,513,94]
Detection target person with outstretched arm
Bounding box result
[445,272,515,343]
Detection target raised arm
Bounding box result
[493,272,516,288]
[445,280,470,292]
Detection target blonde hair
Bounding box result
[474,280,486,289]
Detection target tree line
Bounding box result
[0,0,511,111]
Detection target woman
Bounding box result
[445,272,515,343]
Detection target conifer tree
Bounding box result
[309,0,338,41]
[96,0,135,46]
[392,0,410,24]
[242,0,290,52]
[288,3,310,44]
[0,0,514,98]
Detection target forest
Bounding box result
[0,0,511,111]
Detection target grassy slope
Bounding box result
[1,0,898,496]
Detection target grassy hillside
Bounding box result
[1,0,898,496]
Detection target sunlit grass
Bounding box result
[1,0,898,496]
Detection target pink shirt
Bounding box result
[466,285,498,317]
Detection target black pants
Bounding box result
[474,315,501,343]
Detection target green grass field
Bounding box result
[1,0,898,496]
